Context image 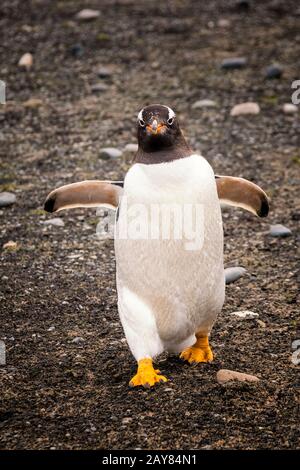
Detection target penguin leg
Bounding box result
[180,334,213,364]
[118,288,168,388]
[129,358,168,388]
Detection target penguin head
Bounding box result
[137,104,182,152]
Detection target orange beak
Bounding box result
[146,119,166,135]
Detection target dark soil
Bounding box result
[0,0,299,450]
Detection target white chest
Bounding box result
[116,154,222,248]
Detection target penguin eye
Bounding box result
[167,117,174,126]
[139,119,145,127]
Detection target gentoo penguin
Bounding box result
[44,104,269,388]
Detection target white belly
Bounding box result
[115,154,225,360]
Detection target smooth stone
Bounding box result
[218,18,230,27]
[265,64,282,79]
[91,83,108,93]
[70,44,84,58]
[0,192,16,207]
[23,98,43,108]
[225,266,246,284]
[43,218,65,227]
[230,102,260,116]
[269,224,292,237]
[75,9,100,21]
[230,310,259,319]
[282,103,298,114]
[97,66,113,78]
[235,1,250,11]
[72,336,85,344]
[151,61,160,69]
[99,147,122,160]
[18,52,33,70]
[221,57,247,69]
[192,99,217,109]
[217,369,259,385]
[124,143,138,153]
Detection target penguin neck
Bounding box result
[134,136,192,165]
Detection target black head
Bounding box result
[135,104,191,164]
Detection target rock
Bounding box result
[225,267,246,284]
[282,103,298,114]
[122,417,132,424]
[230,310,259,319]
[91,83,108,93]
[18,53,33,70]
[230,102,260,116]
[256,319,266,328]
[47,326,55,332]
[70,44,84,58]
[75,9,100,21]
[124,143,138,153]
[151,61,160,69]
[164,20,189,34]
[192,99,217,109]
[72,336,85,344]
[235,1,250,11]
[218,18,230,28]
[3,241,18,251]
[0,192,16,207]
[23,98,43,109]
[97,66,113,78]
[269,224,292,237]
[217,369,259,385]
[99,147,122,160]
[265,64,282,79]
[221,57,247,69]
[43,218,65,227]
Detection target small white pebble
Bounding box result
[282,103,298,114]
[230,102,260,116]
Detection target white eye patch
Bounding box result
[165,106,175,120]
[137,108,144,121]
[137,105,176,123]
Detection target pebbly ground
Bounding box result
[0,0,299,450]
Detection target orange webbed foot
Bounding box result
[180,335,213,364]
[129,358,168,388]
